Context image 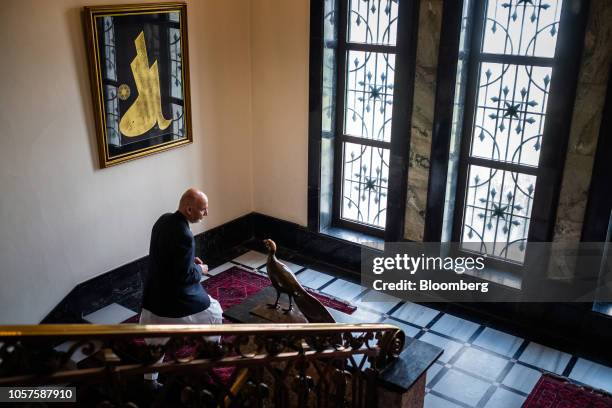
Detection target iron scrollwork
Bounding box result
[0,323,404,407]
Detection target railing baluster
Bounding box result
[0,324,404,407]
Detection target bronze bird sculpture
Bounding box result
[263,239,335,323]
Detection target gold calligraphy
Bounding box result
[119,31,172,137]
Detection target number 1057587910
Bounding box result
[1,387,76,402]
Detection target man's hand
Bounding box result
[199,263,209,276]
[195,257,209,276]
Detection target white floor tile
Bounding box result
[354,290,401,314]
[296,269,334,290]
[321,279,366,301]
[425,393,463,408]
[346,307,382,323]
[472,327,523,357]
[427,362,444,385]
[381,317,421,338]
[231,250,268,269]
[259,259,303,274]
[431,314,480,342]
[483,388,526,408]
[569,358,612,393]
[419,332,464,363]
[432,369,490,407]
[391,302,440,327]
[518,342,571,374]
[501,363,541,394]
[453,348,509,381]
[207,262,236,276]
[83,303,137,324]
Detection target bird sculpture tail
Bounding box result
[293,289,336,323]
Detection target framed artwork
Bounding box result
[84,3,192,168]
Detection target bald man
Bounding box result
[140,188,223,386]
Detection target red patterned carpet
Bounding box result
[115,266,357,384]
[523,374,612,407]
[123,265,356,325]
[203,266,356,314]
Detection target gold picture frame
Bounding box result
[84,3,192,168]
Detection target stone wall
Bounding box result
[404,0,612,244]
[404,0,443,241]
[552,0,612,243]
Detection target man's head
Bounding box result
[178,188,208,223]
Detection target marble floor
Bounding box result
[75,249,612,408]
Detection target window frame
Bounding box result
[331,0,397,237]
[427,0,590,275]
[308,0,420,241]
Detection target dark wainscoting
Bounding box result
[42,212,367,324]
[251,213,363,273]
[42,256,150,324]
[43,212,612,366]
[42,214,255,324]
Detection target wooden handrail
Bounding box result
[0,322,400,339]
[0,322,406,407]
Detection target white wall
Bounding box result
[0,0,253,323]
[250,0,310,226]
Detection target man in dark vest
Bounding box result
[140,188,222,387]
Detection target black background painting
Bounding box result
[95,12,184,159]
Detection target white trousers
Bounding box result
[139,297,223,380]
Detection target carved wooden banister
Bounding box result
[0,323,405,407]
[0,322,402,338]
